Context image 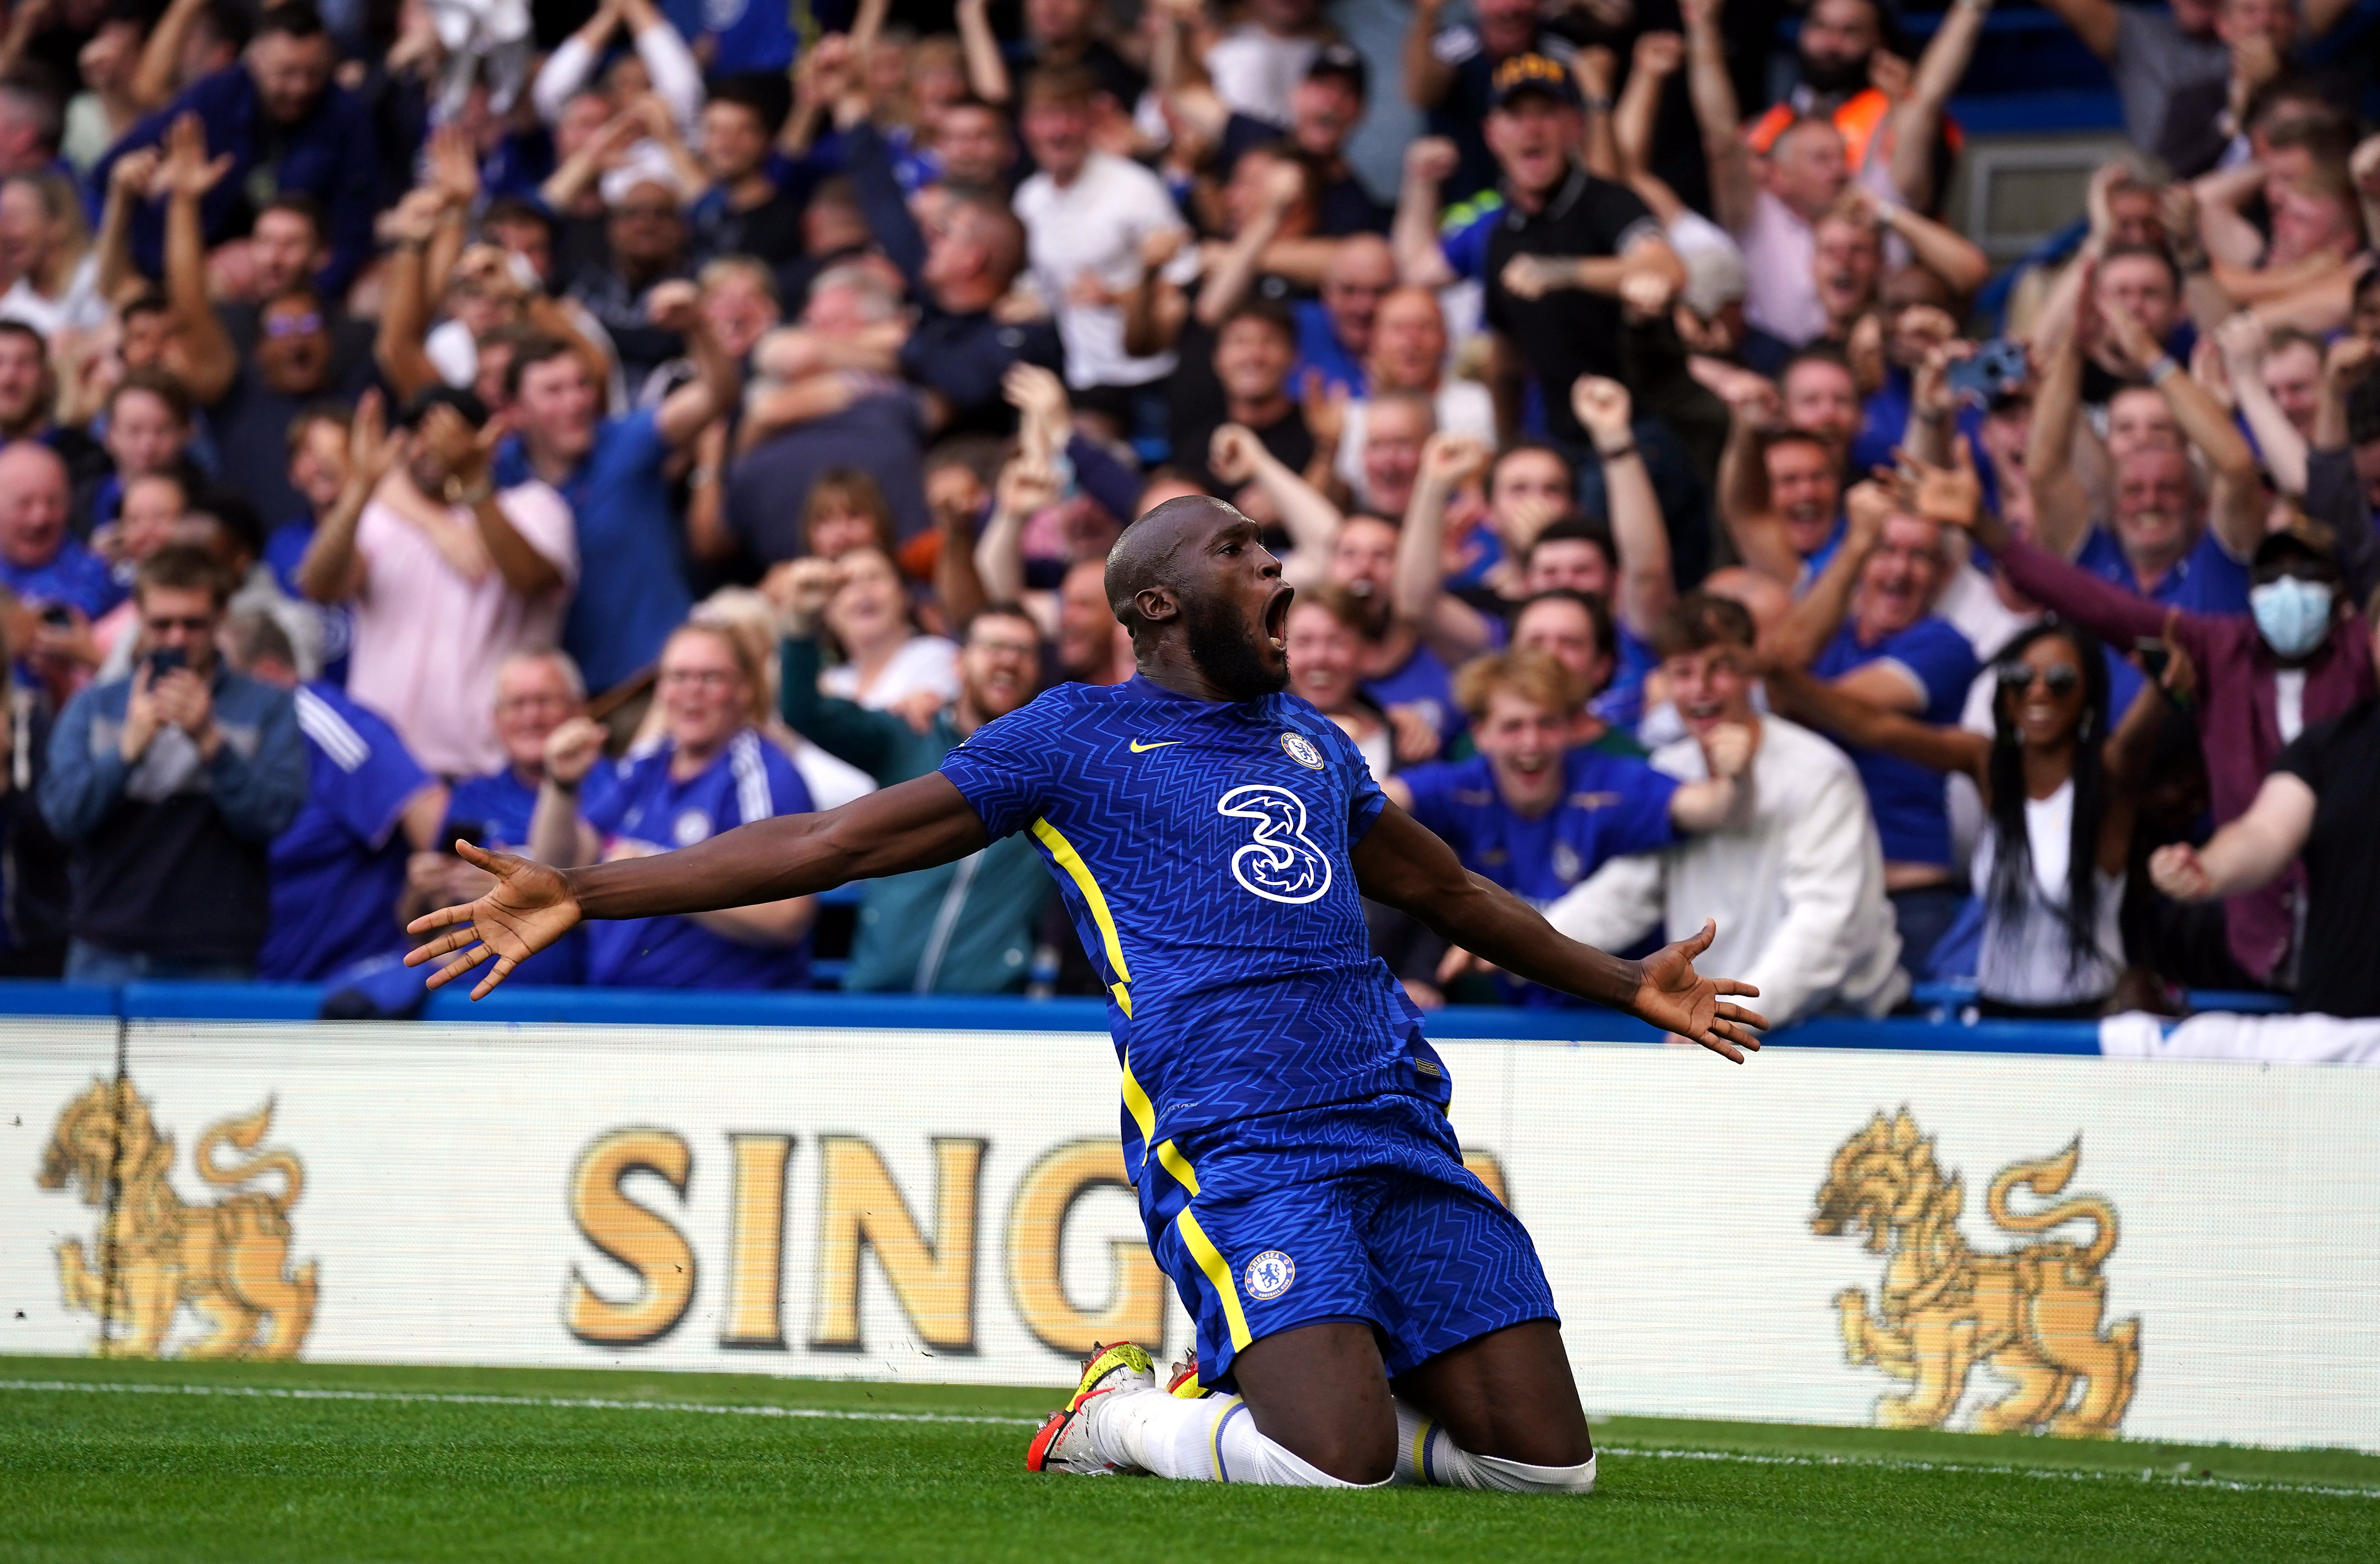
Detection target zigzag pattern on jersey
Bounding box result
[1139,1095,1558,1386]
[941,680,1448,1161]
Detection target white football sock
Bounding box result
[1393,1397,1597,1493]
[1087,1387,1390,1488]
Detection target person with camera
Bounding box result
[38,543,307,981]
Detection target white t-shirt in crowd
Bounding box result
[1737,169,1911,349]
[346,481,579,777]
[818,635,962,713]
[1972,777,2125,1008]
[0,254,110,338]
[1015,152,1198,391]
[1202,26,1321,125]
[1549,715,1907,1026]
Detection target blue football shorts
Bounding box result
[1137,1091,1558,1390]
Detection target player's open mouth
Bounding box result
[1263,588,1291,651]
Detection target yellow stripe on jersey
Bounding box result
[1029,817,1132,1013]
[1154,1137,1198,1195]
[1176,1208,1252,1351]
[1121,1052,1157,1163]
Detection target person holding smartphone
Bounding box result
[37,543,307,981]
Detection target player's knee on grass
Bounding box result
[1395,1402,1598,1493]
[1268,1412,1397,1486]
[1232,1321,1400,1484]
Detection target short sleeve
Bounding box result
[609,407,668,477]
[1593,757,1682,857]
[936,703,1058,840]
[2274,719,2332,791]
[1887,620,1983,721]
[1585,180,1658,253]
[297,692,430,849]
[1443,206,1499,288]
[495,481,581,587]
[579,755,640,835]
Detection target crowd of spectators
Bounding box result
[0,0,2373,1023]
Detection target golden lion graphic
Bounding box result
[36,1078,318,1359]
[1812,1109,2140,1437]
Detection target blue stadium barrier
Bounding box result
[0,979,2116,1055]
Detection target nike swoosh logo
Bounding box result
[1129,740,1183,753]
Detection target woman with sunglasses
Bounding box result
[1767,621,2152,1018]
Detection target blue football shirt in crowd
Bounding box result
[1399,747,1679,1007]
[580,730,815,989]
[1811,617,1981,868]
[494,408,692,693]
[1293,300,1366,399]
[938,677,1444,1165]
[662,0,795,72]
[2074,526,2250,615]
[1,536,123,621]
[1364,642,1464,746]
[258,684,432,981]
[1401,749,1678,906]
[444,766,585,986]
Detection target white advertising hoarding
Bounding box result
[4,1020,2375,1453]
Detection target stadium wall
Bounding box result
[6,1014,2376,1454]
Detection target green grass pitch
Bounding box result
[3,1355,2374,1562]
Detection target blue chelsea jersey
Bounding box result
[581,730,815,990]
[259,684,432,982]
[444,766,584,986]
[938,676,1442,1162]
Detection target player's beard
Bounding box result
[1184,591,1289,703]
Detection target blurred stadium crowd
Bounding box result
[0,0,2373,1021]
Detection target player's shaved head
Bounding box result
[1106,494,1240,633]
[1106,494,1293,701]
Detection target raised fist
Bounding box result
[1570,375,1634,445]
[1702,721,1753,781]
[645,279,703,333]
[543,716,609,788]
[1405,138,1459,187]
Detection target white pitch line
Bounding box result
[0,1378,1040,1427]
[6,1380,2374,1499]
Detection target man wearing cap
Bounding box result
[1405,0,1577,202]
[1474,54,1684,458]
[1948,481,2378,993]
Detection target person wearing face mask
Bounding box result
[2151,604,2380,1018]
[1935,454,2376,991]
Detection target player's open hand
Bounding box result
[1630,919,1766,1062]
[404,843,583,999]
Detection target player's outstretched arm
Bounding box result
[405,774,990,999]
[1353,805,1768,1061]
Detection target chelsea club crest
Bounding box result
[1243,1250,1296,1300]
[1280,731,1325,770]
